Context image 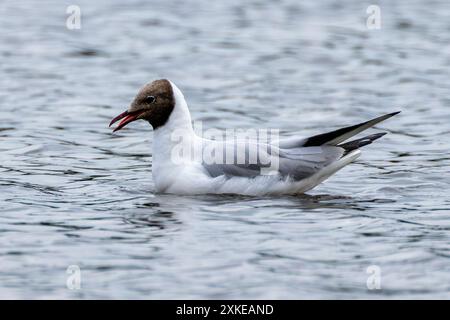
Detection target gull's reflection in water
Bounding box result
[121,191,392,226]
[123,209,181,230]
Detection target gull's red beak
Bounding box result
[109,110,144,132]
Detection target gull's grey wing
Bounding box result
[201,139,344,180]
[277,145,344,180]
[200,113,400,180]
[201,140,274,178]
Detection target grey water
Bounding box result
[1,0,449,299]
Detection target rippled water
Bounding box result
[1,0,449,299]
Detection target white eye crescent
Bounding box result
[145,95,156,103]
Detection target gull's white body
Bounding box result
[151,82,361,195]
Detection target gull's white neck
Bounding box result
[154,81,194,136]
[153,81,196,158]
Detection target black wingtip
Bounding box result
[372,132,388,139]
[339,132,388,152]
[381,111,401,121]
[303,111,401,147]
[388,111,401,117]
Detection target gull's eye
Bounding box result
[144,95,156,104]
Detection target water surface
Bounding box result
[0,0,449,299]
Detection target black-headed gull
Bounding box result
[110,79,399,195]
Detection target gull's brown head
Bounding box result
[110,79,175,132]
